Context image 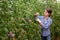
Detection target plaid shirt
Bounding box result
[37,16,52,36]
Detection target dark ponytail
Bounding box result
[46,8,52,17]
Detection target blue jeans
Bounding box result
[41,35,51,40]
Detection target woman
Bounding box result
[35,8,52,40]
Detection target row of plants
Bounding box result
[0,0,60,40]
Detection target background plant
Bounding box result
[0,0,60,40]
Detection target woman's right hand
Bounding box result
[34,12,39,17]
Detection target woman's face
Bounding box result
[44,10,49,17]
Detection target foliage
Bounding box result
[0,0,60,40]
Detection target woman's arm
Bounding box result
[36,18,52,29]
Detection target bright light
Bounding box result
[57,0,60,1]
[56,0,60,3]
